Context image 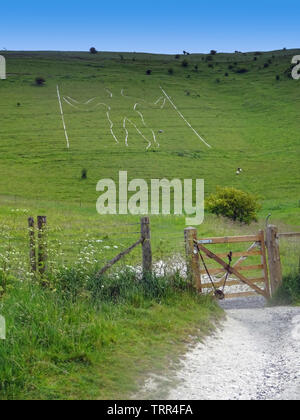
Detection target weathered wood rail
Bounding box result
[96,216,152,279]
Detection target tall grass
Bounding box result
[0,268,221,400]
[270,270,300,306]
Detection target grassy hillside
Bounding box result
[1,49,300,220]
[0,49,299,400]
[0,49,299,273]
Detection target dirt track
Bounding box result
[168,297,300,400]
[138,297,300,400]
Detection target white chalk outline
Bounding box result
[120,89,166,149]
[160,86,211,149]
[105,88,113,98]
[106,106,119,144]
[155,97,166,109]
[125,118,152,151]
[122,89,166,109]
[63,96,108,111]
[59,90,119,144]
[56,85,70,149]
[58,87,165,150]
[63,97,80,109]
[123,118,129,146]
[133,103,159,148]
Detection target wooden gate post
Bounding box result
[37,216,47,276]
[258,229,270,298]
[28,217,36,273]
[266,225,282,296]
[141,217,152,278]
[184,227,202,292]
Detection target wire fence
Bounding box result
[0,215,186,282]
[1,214,299,296]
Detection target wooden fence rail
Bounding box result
[278,232,300,239]
[96,238,143,277]
[97,217,152,278]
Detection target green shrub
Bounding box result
[35,77,46,86]
[206,186,261,224]
[235,68,249,74]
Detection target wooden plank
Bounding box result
[200,264,263,275]
[214,250,262,258]
[208,241,260,280]
[225,291,257,299]
[195,242,268,298]
[278,232,300,239]
[200,277,265,289]
[259,229,270,298]
[200,267,226,275]
[197,235,260,245]
[97,237,143,277]
[236,264,264,271]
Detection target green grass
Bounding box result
[270,270,300,306]
[0,49,299,274]
[0,271,221,400]
[0,49,300,217]
[0,49,300,399]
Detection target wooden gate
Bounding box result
[185,228,270,299]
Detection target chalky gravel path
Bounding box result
[167,297,300,400]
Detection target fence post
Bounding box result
[184,227,202,292]
[28,217,36,273]
[37,216,47,276]
[141,217,152,278]
[266,225,282,296]
[258,229,270,298]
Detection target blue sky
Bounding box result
[1,0,299,53]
